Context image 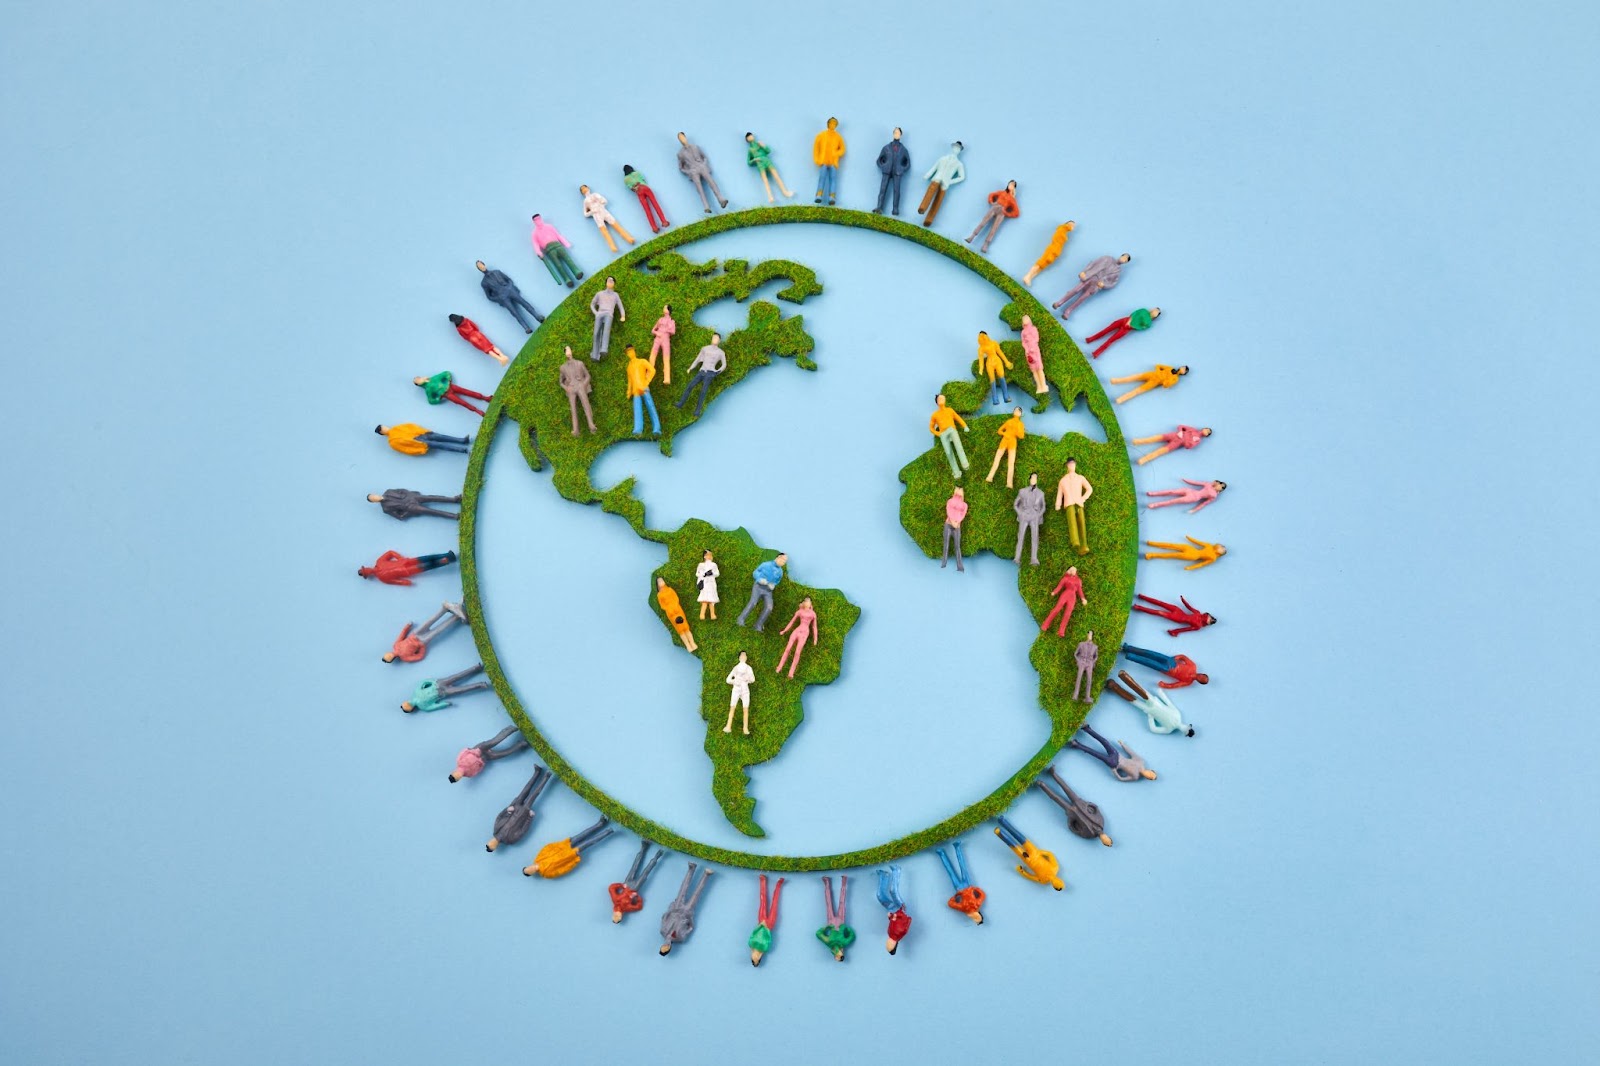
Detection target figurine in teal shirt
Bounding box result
[401,662,491,713]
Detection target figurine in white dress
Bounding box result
[695,550,721,620]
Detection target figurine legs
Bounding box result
[1122,646,1178,673]
[937,428,969,477]
[545,245,581,287]
[1135,444,1175,466]
[413,552,457,574]
[1086,320,1131,358]
[1014,521,1040,566]
[986,447,1016,488]
[758,171,775,203]
[1145,489,1195,509]
[737,586,773,631]
[724,691,750,734]
[419,432,471,454]
[815,165,837,205]
[988,375,1010,405]
[768,167,794,198]
[650,337,672,385]
[676,370,717,416]
[776,631,806,678]
[1072,663,1093,701]
[1052,283,1093,319]
[941,522,964,571]
[967,207,1004,252]
[607,219,636,246]
[594,219,619,253]
[498,295,543,332]
[567,390,597,435]
[1041,594,1077,636]
[635,186,669,232]
[591,312,613,360]
[631,393,661,436]
[1065,504,1088,555]
[918,182,946,226]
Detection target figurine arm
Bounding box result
[954,411,968,431]
[780,612,798,635]
[1080,481,1093,504]
[949,161,965,185]
[811,616,819,645]
[616,294,626,321]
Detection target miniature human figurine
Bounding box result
[875,865,913,955]
[1072,631,1099,702]
[383,601,467,664]
[1022,221,1076,287]
[1086,307,1161,358]
[485,765,554,852]
[475,260,544,333]
[1144,535,1228,570]
[1147,478,1228,514]
[1052,253,1130,319]
[607,838,665,923]
[966,179,1019,253]
[1133,593,1218,636]
[1041,566,1088,637]
[934,840,986,924]
[1070,723,1158,782]
[977,330,1013,405]
[530,214,584,288]
[775,597,819,679]
[655,576,698,653]
[367,488,461,521]
[917,141,965,226]
[676,131,730,213]
[625,345,660,436]
[985,406,1026,488]
[589,275,626,360]
[1036,766,1113,847]
[358,548,457,586]
[1120,644,1209,688]
[748,873,786,966]
[724,650,754,735]
[1013,473,1046,566]
[942,486,968,571]
[736,552,787,632]
[1111,363,1187,404]
[675,331,725,417]
[414,370,492,416]
[449,724,529,783]
[1105,670,1195,737]
[745,131,794,202]
[524,816,613,879]
[579,183,635,253]
[812,117,846,205]
[375,423,471,457]
[649,304,676,384]
[993,815,1064,890]
[873,127,910,214]
[694,549,721,620]
[1054,458,1093,556]
[928,393,970,478]
[1020,314,1047,395]
[816,875,856,962]
[621,164,670,233]
[401,662,490,713]
[447,314,507,365]
[1133,424,1212,466]
[558,345,597,436]
[659,862,713,955]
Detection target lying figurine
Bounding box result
[993,815,1063,890]
[934,840,986,924]
[524,816,613,879]
[1036,766,1112,846]
[486,765,554,852]
[449,724,529,783]
[659,862,713,956]
[748,873,786,966]
[401,662,490,713]
[607,838,665,924]
[1069,723,1157,782]
[1105,669,1196,736]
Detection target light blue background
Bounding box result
[3,1,1596,1063]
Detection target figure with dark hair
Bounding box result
[966,179,1019,253]
[558,346,597,436]
[414,371,491,416]
[659,862,713,955]
[375,423,470,456]
[524,816,613,879]
[816,875,856,961]
[873,127,910,214]
[1105,669,1196,736]
[589,275,626,360]
[676,131,729,213]
[1120,644,1209,688]
[530,214,583,288]
[475,260,544,333]
[1069,723,1157,782]
[447,314,506,365]
[607,838,665,923]
[485,765,554,851]
[1036,766,1113,846]
[357,548,456,586]
[622,165,670,233]
[401,662,490,713]
[1132,592,1217,636]
[367,488,461,521]
[1052,253,1130,320]
[745,131,794,202]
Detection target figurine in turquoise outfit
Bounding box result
[816,875,856,962]
[1105,670,1195,736]
[401,662,491,713]
[745,131,795,202]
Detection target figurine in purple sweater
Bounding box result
[1052,254,1131,319]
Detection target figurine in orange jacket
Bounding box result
[994,816,1064,891]
[976,331,1013,405]
[966,180,1019,253]
[985,406,1026,488]
[1111,364,1189,405]
[1022,221,1076,287]
[655,576,698,652]
[812,117,846,205]
[1143,535,1227,571]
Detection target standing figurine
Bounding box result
[383,601,467,663]
[1121,644,1209,688]
[875,865,913,955]
[659,862,713,956]
[993,816,1064,890]
[1144,535,1227,571]
[1013,472,1046,566]
[446,314,507,365]
[775,597,819,679]
[367,488,461,521]
[816,875,856,962]
[524,816,613,879]
[649,304,676,384]
[811,117,846,205]
[985,406,1026,488]
[736,552,787,632]
[1070,723,1157,782]
[558,346,597,436]
[1111,362,1187,403]
[1020,314,1047,395]
[1040,566,1088,637]
[589,275,627,360]
[748,873,786,966]
[1072,631,1099,702]
[530,214,584,289]
[676,131,730,214]
[357,548,457,586]
[1022,221,1076,287]
[675,331,726,417]
[917,141,966,226]
[1054,458,1093,556]
[724,650,755,735]
[745,131,795,202]
[1052,253,1130,320]
[942,486,968,571]
[485,765,554,852]
[1133,424,1212,466]
[414,371,492,416]
[1105,670,1195,736]
[655,576,698,653]
[966,179,1019,253]
[1146,478,1228,513]
[694,549,720,620]
[873,126,910,214]
[578,183,635,253]
[625,345,660,436]
[977,330,1013,405]
[929,393,971,478]
[622,165,670,233]
[449,724,529,783]
[475,261,543,333]
[401,662,490,713]
[1133,593,1218,636]
[1086,307,1161,358]
[607,838,666,924]
[1036,766,1113,847]
[375,423,471,457]
[934,840,986,924]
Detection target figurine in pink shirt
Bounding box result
[650,305,677,385]
[775,597,819,679]
[1019,314,1047,394]
[1132,424,1211,466]
[1040,566,1088,637]
[941,487,968,571]
[1146,478,1228,513]
[530,213,584,288]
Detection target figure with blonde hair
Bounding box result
[1143,535,1227,571]
[578,183,635,253]
[985,406,1026,488]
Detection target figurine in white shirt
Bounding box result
[579,184,635,252]
[724,651,755,735]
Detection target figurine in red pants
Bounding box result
[622,165,670,233]
[1132,593,1217,636]
[414,371,491,416]
[357,549,457,586]
[447,314,508,365]
[1085,307,1160,358]
[1040,566,1088,636]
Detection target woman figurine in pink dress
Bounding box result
[650,304,677,385]
[1020,313,1047,394]
[775,597,819,679]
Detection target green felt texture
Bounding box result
[458,207,1138,872]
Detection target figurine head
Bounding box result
[1028,472,1039,486]
[1203,613,1218,626]
[1066,458,1078,472]
[935,392,947,407]
[677,131,688,145]
[374,425,390,436]
[710,331,721,344]
[626,345,640,360]
[662,302,672,314]
[1067,566,1079,576]
[702,548,714,561]
[1195,673,1210,685]
[475,260,487,273]
[745,132,755,142]
[1215,544,1228,556]
[448,313,464,325]
[1200,427,1213,437]
[892,126,902,139]
[563,344,575,360]
[412,376,427,386]
[1119,253,1132,264]
[1176,365,1189,376]
[951,141,963,153]
[977,330,989,340]
[773,553,788,567]
[1005,179,1017,193]
[1012,406,1024,418]
[367,494,383,503]
[1149,307,1163,319]
[656,576,667,589]
[800,596,813,609]
[531,213,541,222]
[738,650,749,664]
[623,164,635,175]
[826,116,838,130]
[1086,630,1094,641]
[1064,220,1077,231]
[1021,313,1032,327]
[1214,480,1228,492]
[605,276,616,290]
[579,184,590,194]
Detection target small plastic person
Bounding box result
[1020,314,1047,394]
[1070,723,1157,782]
[367,488,461,521]
[1013,472,1046,566]
[934,840,986,923]
[401,662,490,713]
[1146,478,1228,514]
[977,330,1013,405]
[383,601,467,663]
[1105,670,1195,737]
[966,179,1019,253]
[917,141,965,226]
[558,346,597,436]
[1111,363,1187,405]
[1133,592,1218,636]
[1052,253,1130,320]
[1072,630,1099,702]
[677,131,730,213]
[358,548,457,586]
[1054,458,1093,556]
[775,597,819,679]
[873,127,910,214]
[985,406,1027,488]
[1086,307,1161,358]
[589,275,627,361]
[748,873,785,966]
[942,486,967,571]
[1041,566,1088,637]
[475,260,543,333]
[659,862,713,955]
[530,214,584,289]
[625,345,660,436]
[414,371,492,416]
[694,549,720,620]
[485,765,554,852]
[675,332,726,417]
[449,724,529,783]
[375,423,471,457]
[875,865,913,955]
[745,131,794,202]
[446,313,507,366]
[524,816,613,879]
[1036,766,1112,847]
[622,165,670,233]
[655,576,698,653]
[993,815,1064,891]
[929,393,970,478]
[1144,535,1227,571]
[1022,221,1076,287]
[812,117,846,205]
[1132,424,1212,466]
[607,838,665,924]
[649,304,676,384]
[816,875,856,962]
[724,650,755,735]
[1121,644,1209,688]
[579,183,635,253]
[736,552,786,632]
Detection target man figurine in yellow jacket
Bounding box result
[1110,363,1189,405]
[986,406,1026,488]
[812,117,846,205]
[976,331,1013,405]
[523,817,613,879]
[928,393,970,478]
[994,816,1064,891]
[1143,535,1227,571]
[374,423,471,456]
[625,345,661,436]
